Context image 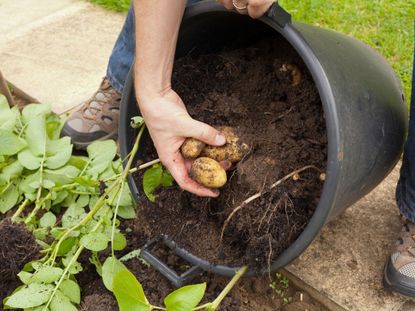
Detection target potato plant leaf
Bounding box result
[80,232,109,252]
[44,137,73,169]
[0,184,19,213]
[113,269,150,311]
[130,116,144,129]
[86,140,117,177]
[5,283,54,308]
[18,148,42,170]
[21,103,51,124]
[39,212,57,228]
[102,257,127,291]
[143,164,173,202]
[29,265,63,284]
[0,130,26,155]
[113,232,127,251]
[164,283,206,311]
[0,95,19,131]
[117,205,136,219]
[50,289,77,311]
[24,116,47,156]
[59,279,81,304]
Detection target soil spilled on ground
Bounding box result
[133,36,327,269]
[0,219,41,300]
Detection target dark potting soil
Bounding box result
[133,37,327,269]
[0,219,41,301]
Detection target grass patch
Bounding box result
[279,0,414,103]
[90,0,130,12]
[91,0,413,101]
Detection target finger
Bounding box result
[217,0,234,10]
[166,152,220,197]
[247,0,274,18]
[233,0,249,14]
[184,158,192,171]
[183,119,226,147]
[219,160,233,171]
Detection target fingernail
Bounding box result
[215,134,226,145]
[211,189,220,196]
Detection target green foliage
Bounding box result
[0,96,137,310]
[4,283,54,308]
[269,272,293,305]
[89,0,130,12]
[164,283,206,311]
[113,269,150,311]
[279,0,414,103]
[143,163,174,202]
[102,257,128,291]
[0,96,244,311]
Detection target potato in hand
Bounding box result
[181,138,206,159]
[190,157,227,189]
[181,126,248,189]
[201,126,249,163]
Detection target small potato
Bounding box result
[181,138,206,159]
[280,63,302,86]
[201,126,249,163]
[190,157,227,189]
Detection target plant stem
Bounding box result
[150,306,166,310]
[44,207,109,310]
[103,157,159,183]
[11,198,29,222]
[48,180,119,265]
[195,266,248,310]
[111,125,146,256]
[111,181,124,257]
[211,266,248,308]
[48,124,146,265]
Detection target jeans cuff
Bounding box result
[397,186,415,224]
[106,66,124,93]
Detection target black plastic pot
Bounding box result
[119,1,408,280]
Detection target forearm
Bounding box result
[133,0,186,102]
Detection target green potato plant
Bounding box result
[0,94,246,310]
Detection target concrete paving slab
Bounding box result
[287,164,412,311]
[0,0,125,113]
[0,0,76,36]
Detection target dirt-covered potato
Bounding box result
[181,138,206,159]
[201,126,249,163]
[190,157,227,188]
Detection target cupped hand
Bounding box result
[138,89,227,197]
[217,0,275,18]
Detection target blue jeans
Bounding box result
[106,1,201,92]
[396,34,415,223]
[107,3,415,222]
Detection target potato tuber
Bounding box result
[201,126,249,163]
[190,157,227,188]
[181,138,206,159]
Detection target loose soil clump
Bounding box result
[0,219,41,300]
[133,36,327,269]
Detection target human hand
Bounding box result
[217,0,275,18]
[137,89,227,197]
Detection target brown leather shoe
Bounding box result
[384,219,415,297]
[61,78,121,149]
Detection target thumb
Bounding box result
[247,0,274,18]
[186,119,226,146]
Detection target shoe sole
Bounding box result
[71,132,118,150]
[61,123,118,150]
[383,258,415,298]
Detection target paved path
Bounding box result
[0,0,124,114]
[0,1,411,309]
